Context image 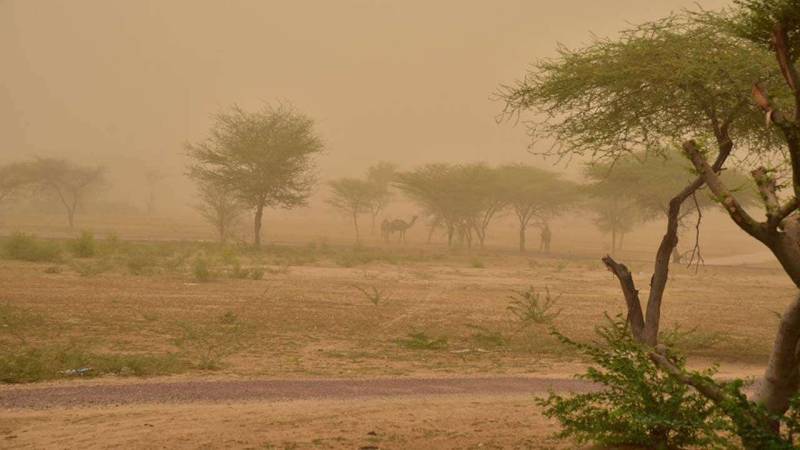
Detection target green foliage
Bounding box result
[192,256,213,282]
[2,233,62,262]
[507,286,561,327]
[186,103,324,245]
[397,332,448,350]
[69,230,96,258]
[126,250,159,275]
[539,318,727,449]
[0,346,183,383]
[173,311,252,370]
[499,14,779,160]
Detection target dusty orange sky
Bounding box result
[1,0,730,207]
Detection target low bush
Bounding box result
[2,233,62,262]
[0,345,184,383]
[173,311,252,370]
[69,231,96,258]
[192,257,213,282]
[539,318,727,449]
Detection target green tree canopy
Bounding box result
[187,104,324,246]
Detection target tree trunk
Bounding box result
[755,292,800,433]
[67,208,75,228]
[253,204,264,247]
[519,224,526,253]
[353,211,360,243]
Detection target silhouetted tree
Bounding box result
[187,104,324,247]
[194,178,246,243]
[365,161,396,235]
[29,158,104,228]
[327,178,376,243]
[496,164,576,252]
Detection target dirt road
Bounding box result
[0,376,596,409]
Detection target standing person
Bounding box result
[540,223,552,253]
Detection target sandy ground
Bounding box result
[0,394,575,450]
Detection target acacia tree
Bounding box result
[585,151,756,256]
[496,164,575,252]
[395,163,506,249]
[365,162,396,234]
[29,158,104,228]
[504,1,800,443]
[670,0,800,439]
[194,178,246,243]
[187,104,324,247]
[326,178,376,243]
[500,14,776,346]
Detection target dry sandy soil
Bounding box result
[0,213,793,448]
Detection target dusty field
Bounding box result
[0,212,792,448]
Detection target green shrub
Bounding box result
[2,233,62,262]
[126,250,158,275]
[0,345,184,383]
[70,231,96,258]
[173,311,252,370]
[539,318,726,449]
[192,257,213,282]
[507,286,561,327]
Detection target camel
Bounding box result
[381,216,417,243]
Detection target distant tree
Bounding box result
[495,164,576,252]
[186,104,324,247]
[585,151,756,256]
[459,164,506,248]
[395,163,506,249]
[194,178,246,243]
[326,178,376,243]
[29,158,104,228]
[365,162,397,234]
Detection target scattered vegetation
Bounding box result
[69,230,97,258]
[2,233,62,262]
[352,284,392,306]
[507,286,561,327]
[173,311,253,370]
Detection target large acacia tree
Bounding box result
[500,14,776,347]
[503,1,800,443]
[187,104,324,247]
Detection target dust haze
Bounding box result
[6,1,800,448]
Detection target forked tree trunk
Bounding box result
[604,140,732,347]
[519,224,526,252]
